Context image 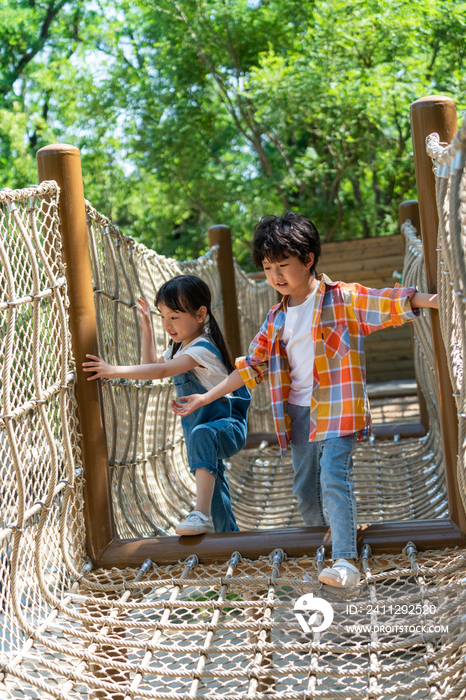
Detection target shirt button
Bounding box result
[221,397,227,403]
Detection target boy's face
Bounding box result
[262,253,314,300]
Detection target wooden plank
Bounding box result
[321,234,403,254]
[339,277,404,288]
[321,250,403,268]
[366,379,418,397]
[321,259,403,278]
[366,367,416,382]
[371,422,426,439]
[97,519,466,566]
[366,358,415,371]
[365,324,412,339]
[364,339,413,353]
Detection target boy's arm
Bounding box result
[349,283,422,335]
[235,317,270,387]
[171,369,245,416]
[410,292,438,309]
[171,316,271,417]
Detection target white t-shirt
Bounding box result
[280,287,318,406]
[162,334,229,391]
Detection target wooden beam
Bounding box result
[36,144,115,562]
[410,95,466,533]
[97,519,466,567]
[208,225,242,359]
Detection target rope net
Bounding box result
[2,546,466,700]
[424,121,466,513]
[84,208,449,537]
[1,113,466,697]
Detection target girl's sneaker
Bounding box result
[176,511,215,536]
[318,559,360,587]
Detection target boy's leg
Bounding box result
[319,433,358,560]
[287,403,327,527]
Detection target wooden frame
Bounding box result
[36,96,466,567]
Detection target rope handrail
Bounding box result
[424,114,466,511]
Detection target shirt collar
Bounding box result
[278,273,335,311]
[272,273,335,336]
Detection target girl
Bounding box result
[83,275,251,536]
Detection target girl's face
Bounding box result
[158,301,207,347]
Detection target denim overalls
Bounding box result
[173,340,251,532]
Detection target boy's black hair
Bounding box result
[252,211,321,275]
[155,274,235,373]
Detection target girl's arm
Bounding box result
[171,369,245,416]
[137,297,162,364]
[410,292,438,309]
[83,353,199,381]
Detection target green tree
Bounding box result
[0,0,102,188]
[79,0,465,263]
[1,0,465,265]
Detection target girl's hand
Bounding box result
[82,354,115,380]
[137,297,152,328]
[170,394,205,416]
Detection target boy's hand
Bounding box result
[82,354,115,380]
[170,394,205,416]
[137,297,152,329]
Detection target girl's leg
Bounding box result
[194,468,216,516]
[210,460,239,532]
[319,434,358,560]
[188,418,245,533]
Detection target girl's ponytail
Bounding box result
[208,312,235,374]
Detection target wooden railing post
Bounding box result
[37,144,115,561]
[398,200,430,432]
[410,96,466,533]
[208,225,242,359]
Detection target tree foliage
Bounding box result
[1,0,465,264]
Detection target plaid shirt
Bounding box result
[236,274,419,456]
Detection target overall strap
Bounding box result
[193,339,225,367]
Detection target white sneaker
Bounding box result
[176,511,215,536]
[318,559,360,587]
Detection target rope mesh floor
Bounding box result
[1,547,465,699]
[2,114,466,697]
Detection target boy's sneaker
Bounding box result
[318,559,360,588]
[176,511,215,536]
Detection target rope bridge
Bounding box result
[0,97,465,698]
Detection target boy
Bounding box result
[172,212,438,587]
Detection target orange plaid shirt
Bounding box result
[236,274,419,456]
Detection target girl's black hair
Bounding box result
[155,275,235,373]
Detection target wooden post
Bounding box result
[410,96,466,533]
[208,225,242,359]
[37,144,115,561]
[398,200,430,432]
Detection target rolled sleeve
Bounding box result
[389,284,420,326]
[235,319,270,390]
[235,357,268,389]
[350,283,420,335]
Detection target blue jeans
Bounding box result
[287,403,358,560]
[189,418,247,533]
[173,340,251,534]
